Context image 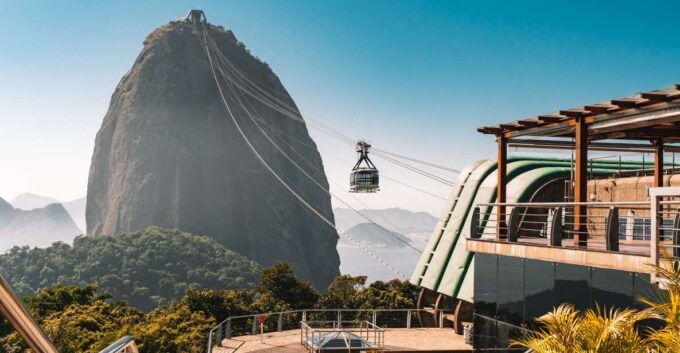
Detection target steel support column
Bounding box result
[574,118,588,247]
[497,134,507,240]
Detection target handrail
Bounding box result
[98,336,138,353]
[477,201,649,207]
[207,308,443,353]
[0,276,58,353]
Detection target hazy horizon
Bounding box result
[3,1,680,215]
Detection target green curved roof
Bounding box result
[410,156,657,302]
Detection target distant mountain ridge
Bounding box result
[0,198,82,250]
[334,208,436,282]
[342,222,412,248]
[11,193,59,210]
[9,193,86,232]
[333,207,437,233]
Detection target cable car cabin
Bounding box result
[350,141,379,193]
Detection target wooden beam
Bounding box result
[508,138,655,152]
[641,92,674,101]
[499,123,520,130]
[497,134,507,240]
[478,127,503,134]
[610,99,644,108]
[517,119,540,127]
[655,139,664,188]
[584,105,615,114]
[538,115,564,123]
[574,118,588,248]
[559,110,590,118]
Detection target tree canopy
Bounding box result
[0,227,262,310]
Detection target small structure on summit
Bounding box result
[350,141,380,193]
[186,9,207,25]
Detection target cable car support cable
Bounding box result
[201,29,413,277]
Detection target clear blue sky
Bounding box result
[2,0,680,214]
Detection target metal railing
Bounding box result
[98,336,138,353]
[301,320,384,352]
[207,308,444,352]
[470,187,680,267]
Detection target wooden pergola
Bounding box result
[478,84,680,247]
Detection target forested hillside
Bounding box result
[0,227,261,310]
[0,264,417,353]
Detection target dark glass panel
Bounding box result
[554,263,591,311]
[497,256,524,325]
[496,320,524,351]
[634,273,663,308]
[474,253,498,318]
[633,273,665,331]
[523,259,555,323]
[591,268,634,310]
[473,312,498,349]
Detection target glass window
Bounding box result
[554,263,591,311]
[497,256,524,326]
[473,313,497,349]
[474,253,498,318]
[591,268,634,309]
[633,273,662,309]
[524,259,555,323]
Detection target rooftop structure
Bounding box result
[412,83,680,350]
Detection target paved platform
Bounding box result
[213,328,472,352]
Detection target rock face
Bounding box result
[0,198,81,250]
[86,21,340,289]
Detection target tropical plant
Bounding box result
[512,254,680,353]
[640,256,680,353]
[511,303,652,353]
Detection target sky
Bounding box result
[2,0,680,215]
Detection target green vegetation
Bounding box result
[512,257,680,353]
[0,227,262,311]
[0,261,417,353]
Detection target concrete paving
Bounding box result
[213,328,471,352]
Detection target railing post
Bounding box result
[547,207,563,247]
[206,330,213,353]
[406,311,411,328]
[470,207,481,239]
[225,319,231,339]
[337,310,342,328]
[649,189,660,283]
[438,310,444,328]
[673,209,680,258]
[252,316,257,335]
[216,322,223,344]
[507,207,521,242]
[372,311,377,326]
[278,313,283,332]
[605,207,619,251]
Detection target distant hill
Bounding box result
[342,223,412,248]
[61,197,86,231]
[0,198,82,251]
[333,208,437,234]
[11,193,59,210]
[335,208,436,282]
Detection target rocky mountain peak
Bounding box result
[86,21,340,289]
